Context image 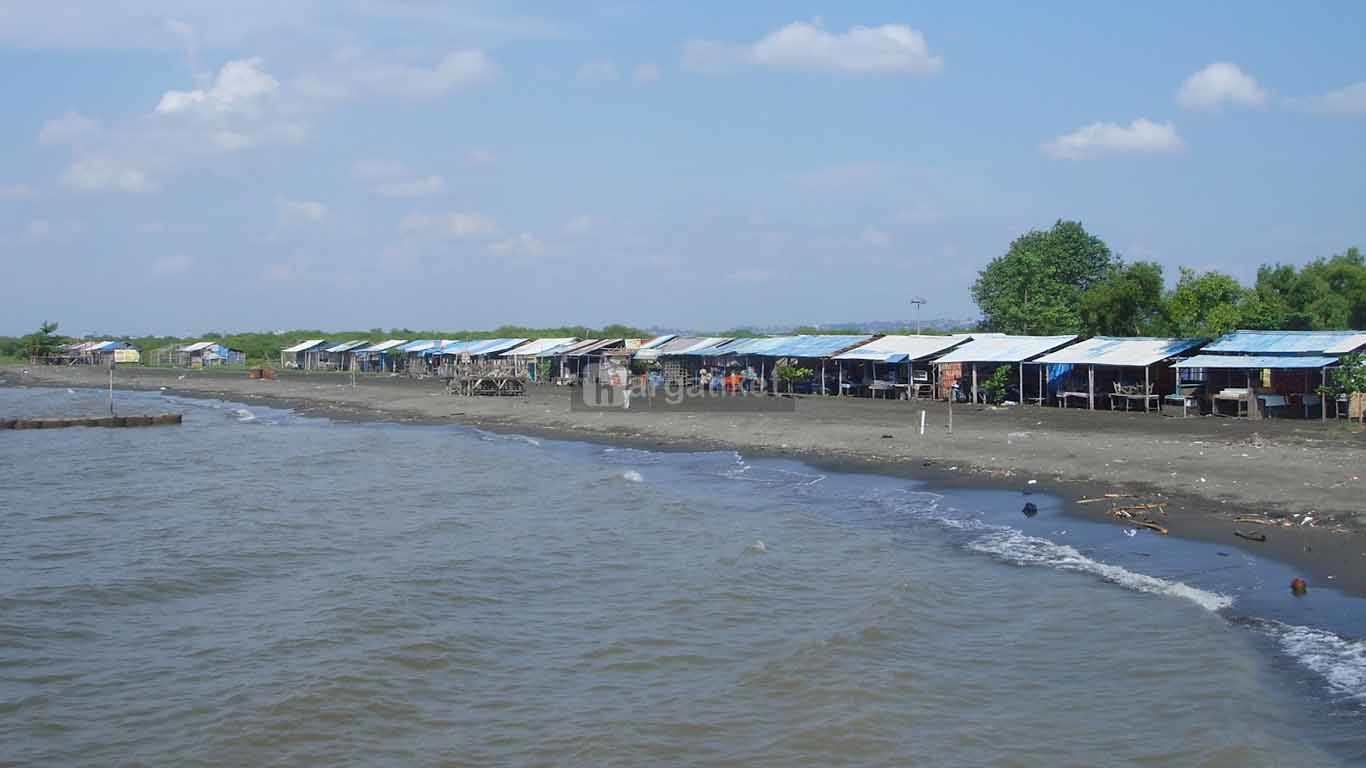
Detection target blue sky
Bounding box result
[2,1,1364,336]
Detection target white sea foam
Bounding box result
[1262,620,1366,706]
[968,527,1234,612]
[234,408,256,422]
[475,430,541,447]
[749,539,767,553]
[621,470,643,483]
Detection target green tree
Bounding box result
[972,220,1113,334]
[1078,260,1165,336]
[1160,268,1248,337]
[20,321,65,359]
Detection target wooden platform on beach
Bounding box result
[0,414,183,430]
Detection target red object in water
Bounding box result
[1290,578,1308,595]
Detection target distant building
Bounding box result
[175,341,247,367]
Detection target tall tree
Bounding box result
[1078,260,1165,336]
[1160,268,1248,338]
[20,321,64,359]
[971,220,1113,334]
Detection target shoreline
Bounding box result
[5,364,1366,596]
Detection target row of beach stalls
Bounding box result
[51,340,142,366]
[271,329,1366,418]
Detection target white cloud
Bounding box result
[28,220,51,240]
[1177,62,1267,110]
[151,253,193,276]
[27,218,83,241]
[349,49,496,99]
[684,21,942,76]
[374,175,445,198]
[39,112,102,145]
[156,57,279,116]
[278,199,328,222]
[565,215,594,234]
[489,232,545,256]
[400,211,498,238]
[1043,118,1184,160]
[61,157,153,192]
[861,227,892,248]
[633,62,661,85]
[1291,81,1366,115]
[0,183,36,200]
[575,59,619,86]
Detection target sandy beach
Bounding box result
[7,363,1366,594]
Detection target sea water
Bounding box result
[2,387,1365,766]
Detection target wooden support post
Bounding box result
[838,362,843,397]
[971,364,978,405]
[1038,365,1044,407]
[1088,365,1095,410]
[1144,366,1150,413]
[1322,366,1328,422]
[1018,363,1024,406]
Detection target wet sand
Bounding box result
[7,364,1366,595]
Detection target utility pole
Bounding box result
[910,297,927,335]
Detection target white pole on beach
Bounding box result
[920,409,926,436]
[108,358,115,416]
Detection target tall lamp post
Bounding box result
[910,296,927,335]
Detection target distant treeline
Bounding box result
[973,220,1366,337]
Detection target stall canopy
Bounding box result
[438,338,528,356]
[1175,354,1340,369]
[1201,330,1366,356]
[836,334,972,363]
[933,334,1077,364]
[1034,336,1204,367]
[324,340,370,353]
[633,336,726,360]
[357,339,409,354]
[281,339,328,354]
[499,338,577,357]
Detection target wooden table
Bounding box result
[1057,391,1091,408]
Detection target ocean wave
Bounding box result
[233,408,256,422]
[474,430,541,447]
[620,470,643,483]
[1258,620,1366,706]
[968,528,1233,612]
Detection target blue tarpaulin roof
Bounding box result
[1174,354,1340,369]
[437,338,528,356]
[687,335,871,358]
[1202,330,1366,355]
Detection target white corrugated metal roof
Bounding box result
[180,341,216,352]
[835,334,972,363]
[324,340,370,353]
[1035,336,1204,367]
[934,335,1078,364]
[357,339,409,353]
[1204,330,1366,355]
[499,338,577,356]
[281,339,327,353]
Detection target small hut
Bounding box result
[1033,336,1204,411]
[499,338,578,382]
[931,334,1077,404]
[320,340,369,371]
[354,339,409,372]
[1172,330,1366,418]
[175,341,247,368]
[279,339,330,370]
[835,334,974,399]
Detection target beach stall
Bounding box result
[835,334,973,399]
[354,339,409,372]
[396,340,457,376]
[435,338,530,378]
[932,334,1077,404]
[174,341,247,368]
[499,338,578,382]
[1171,330,1366,419]
[732,335,873,395]
[635,337,730,385]
[555,339,627,383]
[1033,336,1204,411]
[63,340,140,366]
[279,339,329,371]
[320,340,370,371]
